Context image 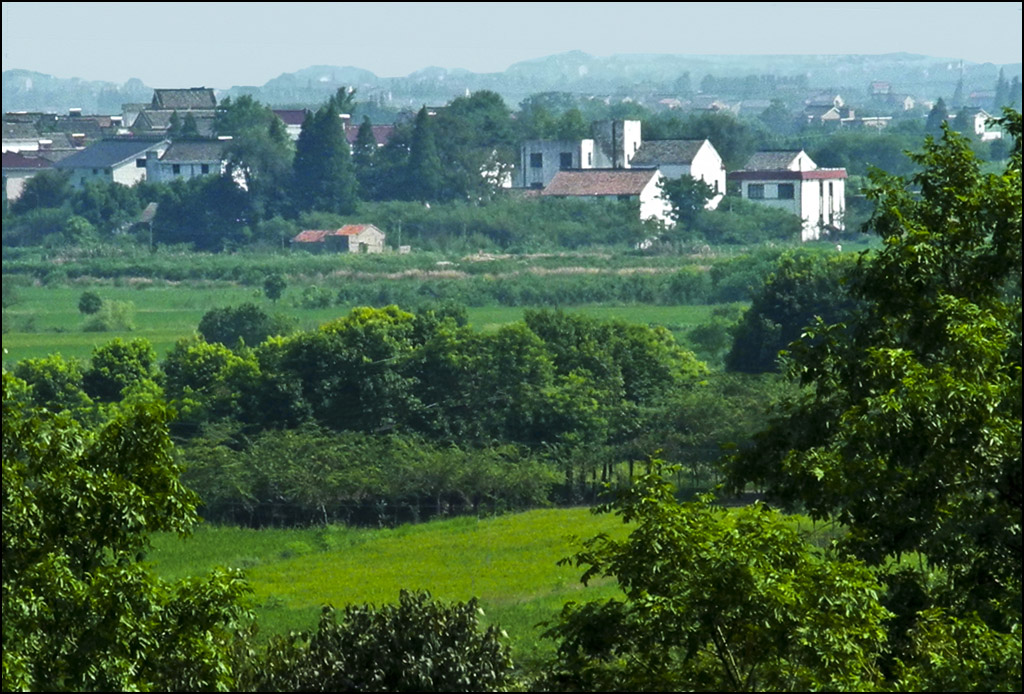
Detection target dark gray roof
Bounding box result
[743,151,803,171]
[151,88,217,110]
[54,139,165,169]
[3,121,40,140]
[630,140,707,166]
[134,110,217,137]
[159,140,228,163]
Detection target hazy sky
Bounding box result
[3,2,1021,88]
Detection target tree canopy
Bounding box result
[729,113,1022,631]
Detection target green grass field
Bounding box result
[148,507,629,669]
[2,281,729,364]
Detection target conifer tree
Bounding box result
[292,101,358,214]
[407,106,443,202]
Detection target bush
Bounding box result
[82,300,136,332]
[250,590,514,692]
[78,290,103,315]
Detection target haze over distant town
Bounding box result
[3,2,1022,88]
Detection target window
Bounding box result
[201,164,210,174]
[617,194,633,202]
[172,164,181,174]
[587,152,592,166]
[777,183,794,199]
[559,152,573,169]
[530,153,543,168]
[748,184,764,199]
[136,159,146,168]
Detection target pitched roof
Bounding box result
[630,140,707,166]
[159,140,228,163]
[542,169,659,197]
[345,123,395,146]
[54,139,165,169]
[151,88,217,110]
[742,151,804,171]
[292,224,382,243]
[134,110,218,137]
[3,121,41,140]
[2,151,53,170]
[273,109,310,126]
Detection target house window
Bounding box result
[136,158,146,168]
[617,195,633,202]
[559,152,573,169]
[587,152,592,166]
[172,164,181,174]
[748,184,764,199]
[829,182,834,196]
[777,183,794,199]
[530,182,543,190]
[201,164,210,174]
[530,153,543,168]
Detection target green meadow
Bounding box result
[148,507,630,668]
[2,280,727,364]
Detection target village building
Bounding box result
[53,138,168,188]
[540,168,672,226]
[291,224,386,253]
[729,150,847,241]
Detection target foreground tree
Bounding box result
[541,466,890,692]
[2,372,251,691]
[729,114,1021,634]
[249,590,514,692]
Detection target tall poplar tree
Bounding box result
[407,106,443,202]
[292,101,359,214]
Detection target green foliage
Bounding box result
[407,106,444,201]
[291,99,359,214]
[729,115,1022,630]
[9,169,72,215]
[198,302,289,347]
[541,466,890,691]
[726,251,861,373]
[12,353,92,413]
[659,174,714,226]
[82,299,135,332]
[263,272,286,302]
[77,290,103,315]
[1,372,252,691]
[248,591,514,692]
[82,337,158,402]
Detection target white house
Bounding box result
[541,168,672,226]
[729,150,847,241]
[145,140,228,183]
[53,138,169,188]
[629,139,726,209]
[519,139,597,188]
[2,151,53,201]
[518,119,642,189]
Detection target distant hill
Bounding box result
[4,52,1020,114]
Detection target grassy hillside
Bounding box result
[147,507,630,668]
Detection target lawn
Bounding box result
[148,507,629,669]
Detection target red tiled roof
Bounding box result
[542,169,659,197]
[344,124,395,146]
[292,225,378,243]
[273,109,310,126]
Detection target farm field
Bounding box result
[1,280,730,364]
[148,507,631,669]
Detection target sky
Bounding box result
[3,2,1022,88]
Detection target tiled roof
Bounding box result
[135,110,218,137]
[743,151,804,171]
[2,151,53,170]
[273,109,310,126]
[630,140,706,166]
[345,124,395,146]
[152,88,217,110]
[292,225,380,243]
[159,140,228,163]
[54,138,165,169]
[542,169,658,197]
